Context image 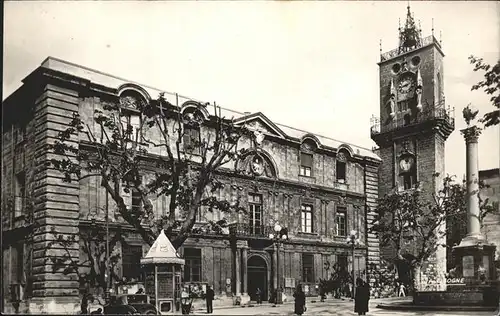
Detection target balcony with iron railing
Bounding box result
[228,222,274,239]
[371,101,455,137]
[380,35,442,62]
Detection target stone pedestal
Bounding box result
[453,243,497,282]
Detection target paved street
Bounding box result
[190,299,498,316]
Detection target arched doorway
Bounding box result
[247,255,268,301]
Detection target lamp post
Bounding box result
[269,223,288,305]
[346,230,360,299]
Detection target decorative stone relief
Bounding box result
[238,152,276,178]
[120,95,140,109]
[337,152,347,162]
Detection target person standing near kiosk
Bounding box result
[205,285,214,314]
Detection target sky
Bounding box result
[3,1,499,179]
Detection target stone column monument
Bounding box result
[450,108,498,305]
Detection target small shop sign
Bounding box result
[446,278,465,285]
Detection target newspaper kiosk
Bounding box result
[141,230,185,314]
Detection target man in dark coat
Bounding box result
[205,285,215,314]
[256,288,262,304]
[354,278,370,316]
[293,284,306,315]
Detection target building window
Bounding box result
[15,243,24,283]
[248,194,263,235]
[335,208,347,236]
[301,204,313,233]
[397,100,409,112]
[299,152,313,177]
[122,245,143,282]
[403,114,411,126]
[183,125,201,155]
[14,172,26,218]
[131,188,142,213]
[336,152,347,183]
[302,253,314,283]
[15,125,26,145]
[337,254,348,271]
[184,248,202,282]
[121,113,142,143]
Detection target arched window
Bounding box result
[299,139,317,177]
[119,90,146,143]
[182,108,204,155]
[336,150,349,183]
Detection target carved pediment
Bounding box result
[234,113,287,138]
[247,120,273,135]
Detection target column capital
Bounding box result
[460,126,482,143]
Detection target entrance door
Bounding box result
[247,256,268,302]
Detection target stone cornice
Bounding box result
[22,66,119,101]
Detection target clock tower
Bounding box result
[370,5,455,287]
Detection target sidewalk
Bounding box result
[192,295,408,312]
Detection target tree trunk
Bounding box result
[413,265,422,293]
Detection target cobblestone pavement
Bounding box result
[190,299,497,316]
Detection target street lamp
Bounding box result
[268,222,288,305]
[346,230,360,299]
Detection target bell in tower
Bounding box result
[398,4,422,53]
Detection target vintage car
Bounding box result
[103,294,160,315]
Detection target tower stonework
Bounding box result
[371,6,455,289]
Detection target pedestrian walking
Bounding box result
[293,284,306,315]
[319,286,326,302]
[205,285,214,314]
[354,278,369,316]
[256,288,262,304]
[398,282,406,297]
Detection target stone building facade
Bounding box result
[480,168,500,258]
[1,57,381,313]
[370,6,455,289]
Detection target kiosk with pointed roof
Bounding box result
[141,230,185,314]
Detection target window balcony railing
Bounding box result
[380,35,442,62]
[371,102,455,136]
[229,223,273,238]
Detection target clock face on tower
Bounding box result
[398,75,416,94]
[399,156,415,173]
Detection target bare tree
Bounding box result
[48,93,251,249]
